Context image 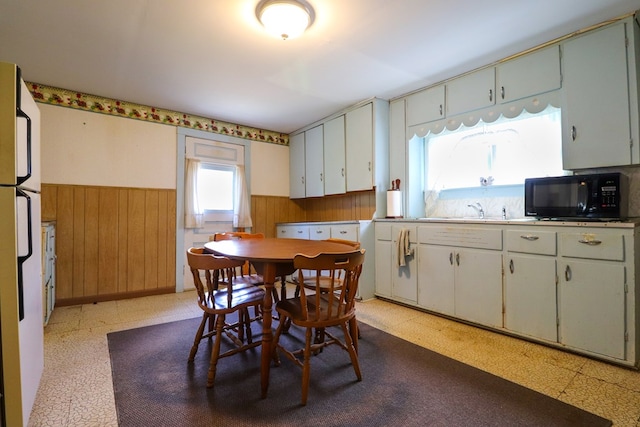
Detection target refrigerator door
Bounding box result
[0,187,44,427]
[0,63,41,191]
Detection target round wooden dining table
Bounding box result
[203,237,358,398]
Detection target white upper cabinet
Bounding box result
[496,45,561,104]
[323,115,346,195]
[304,124,324,197]
[406,85,445,126]
[346,102,374,192]
[288,132,305,199]
[446,67,496,116]
[561,21,637,169]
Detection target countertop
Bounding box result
[374,217,640,228]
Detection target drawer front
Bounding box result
[392,225,418,243]
[309,225,331,241]
[506,230,556,255]
[560,232,625,261]
[418,226,502,250]
[331,224,359,242]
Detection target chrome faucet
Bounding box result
[467,202,484,218]
[502,206,507,220]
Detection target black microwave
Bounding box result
[524,173,628,220]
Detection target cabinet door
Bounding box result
[496,45,561,104]
[504,254,557,342]
[417,244,455,316]
[289,133,306,199]
[562,22,631,169]
[558,259,626,360]
[375,239,392,298]
[323,115,346,195]
[446,67,496,116]
[454,249,503,328]
[304,125,324,197]
[345,103,373,192]
[406,85,445,126]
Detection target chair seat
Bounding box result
[202,286,266,314]
[276,295,354,328]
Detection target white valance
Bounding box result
[408,90,561,139]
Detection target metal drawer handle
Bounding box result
[578,239,602,245]
[565,265,572,281]
[489,89,493,102]
[449,252,453,265]
[520,235,539,241]
[509,259,514,274]
[455,253,460,266]
[339,230,347,234]
[316,230,323,234]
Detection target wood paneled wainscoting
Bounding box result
[41,184,177,306]
[41,185,375,306]
[250,190,377,238]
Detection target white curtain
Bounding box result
[233,165,253,228]
[184,158,204,228]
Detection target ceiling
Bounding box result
[0,0,638,134]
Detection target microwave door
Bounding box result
[576,181,589,215]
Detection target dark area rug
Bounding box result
[108,316,611,427]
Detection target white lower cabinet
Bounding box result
[504,230,558,342]
[558,230,630,360]
[416,225,503,328]
[377,221,639,367]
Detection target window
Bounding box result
[425,105,564,193]
[197,163,234,212]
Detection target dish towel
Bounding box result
[397,228,413,267]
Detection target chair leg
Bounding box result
[243,308,253,344]
[207,314,226,388]
[349,317,359,354]
[271,314,287,366]
[189,312,209,362]
[341,323,362,381]
[301,327,313,406]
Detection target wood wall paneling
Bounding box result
[41,184,177,306]
[42,183,372,306]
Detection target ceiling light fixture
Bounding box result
[255,0,315,41]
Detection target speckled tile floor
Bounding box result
[29,289,640,427]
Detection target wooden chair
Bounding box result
[271,249,365,405]
[211,231,287,303]
[186,247,265,388]
[210,232,265,286]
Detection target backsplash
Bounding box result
[424,167,640,219]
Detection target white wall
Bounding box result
[40,104,176,189]
[39,104,290,196]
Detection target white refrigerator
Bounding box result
[0,62,44,427]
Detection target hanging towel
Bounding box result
[396,228,413,267]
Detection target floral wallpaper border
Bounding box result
[26,82,289,145]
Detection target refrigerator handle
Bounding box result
[15,69,32,186]
[16,188,33,321]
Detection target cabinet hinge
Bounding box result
[556,316,560,327]
[625,331,629,342]
[624,283,629,294]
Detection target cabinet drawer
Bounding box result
[418,226,502,250]
[560,232,625,261]
[331,224,358,242]
[506,230,556,255]
[392,225,418,243]
[309,225,331,240]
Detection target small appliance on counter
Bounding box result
[524,172,628,221]
[386,179,403,218]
